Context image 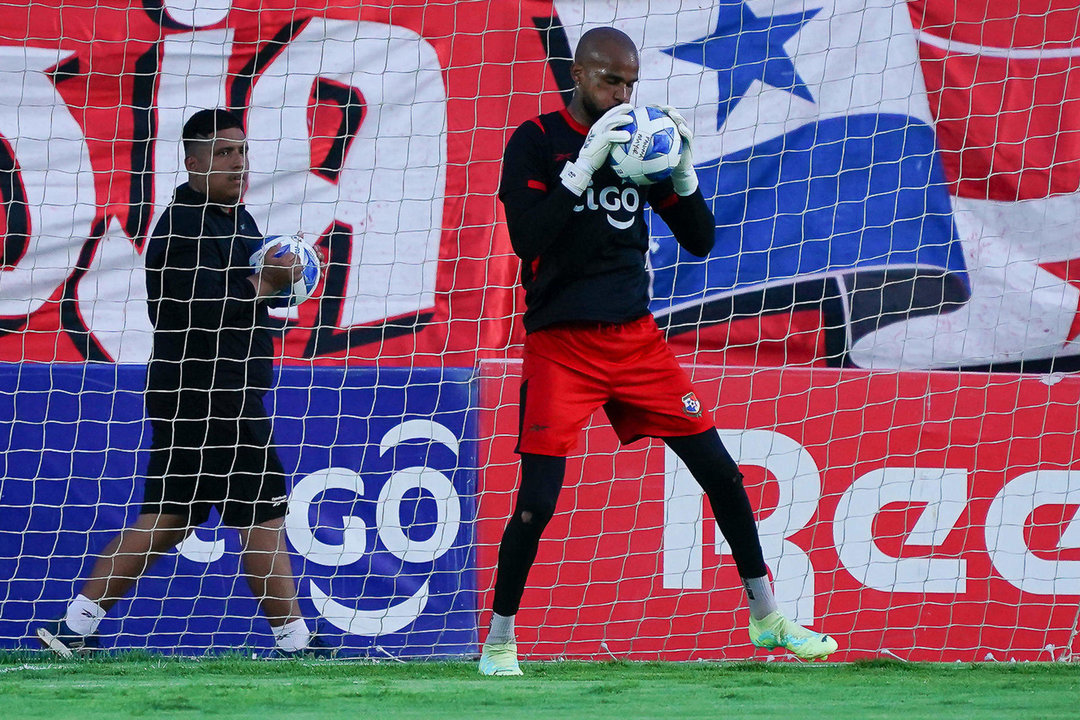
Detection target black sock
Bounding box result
[664,429,768,579]
[491,453,566,617]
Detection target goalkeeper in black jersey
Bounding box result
[479,27,839,676]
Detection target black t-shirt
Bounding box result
[144,183,272,420]
[498,108,714,333]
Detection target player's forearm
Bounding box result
[658,189,715,257]
[503,186,581,261]
[248,272,287,301]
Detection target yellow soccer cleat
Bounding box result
[478,640,523,676]
[748,611,838,661]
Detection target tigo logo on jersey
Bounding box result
[573,184,641,230]
[681,392,702,418]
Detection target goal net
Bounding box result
[1,0,1078,661]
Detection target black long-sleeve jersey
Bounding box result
[144,183,272,420]
[499,108,715,333]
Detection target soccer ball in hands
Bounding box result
[249,234,321,307]
[607,106,682,186]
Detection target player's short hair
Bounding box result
[182,109,245,158]
[575,27,637,64]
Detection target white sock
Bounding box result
[64,594,106,636]
[486,613,515,645]
[742,575,779,621]
[272,618,311,652]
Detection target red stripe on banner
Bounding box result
[527,179,547,191]
[910,0,1080,51]
[910,1,1080,200]
[665,310,828,367]
[918,42,1080,200]
[1039,259,1080,342]
[0,284,92,362]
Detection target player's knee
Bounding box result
[146,528,186,554]
[696,465,744,496]
[516,497,557,528]
[707,451,744,489]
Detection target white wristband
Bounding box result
[673,168,699,197]
[559,161,592,196]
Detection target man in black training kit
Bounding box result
[478,28,838,675]
[37,109,325,658]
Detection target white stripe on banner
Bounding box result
[914,29,1080,60]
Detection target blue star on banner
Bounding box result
[663,1,821,129]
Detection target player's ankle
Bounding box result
[486,612,516,645]
[64,594,106,636]
[272,618,311,652]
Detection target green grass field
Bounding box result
[1,654,1076,719]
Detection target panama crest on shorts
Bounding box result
[681,392,702,418]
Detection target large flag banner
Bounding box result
[557,0,970,366]
[554,0,1080,371]
[880,0,1080,370]
[1,0,1079,371]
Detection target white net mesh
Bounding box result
[2,0,1079,661]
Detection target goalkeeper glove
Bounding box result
[659,105,698,196]
[559,103,633,196]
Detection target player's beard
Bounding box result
[581,94,610,123]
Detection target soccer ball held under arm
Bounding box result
[249,234,321,307]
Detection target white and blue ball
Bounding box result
[608,106,682,186]
[249,234,321,307]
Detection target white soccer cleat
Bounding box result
[478,640,523,676]
[748,611,838,661]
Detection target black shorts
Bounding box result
[142,409,288,528]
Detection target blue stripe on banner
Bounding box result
[649,114,969,315]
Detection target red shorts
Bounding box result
[517,315,714,456]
